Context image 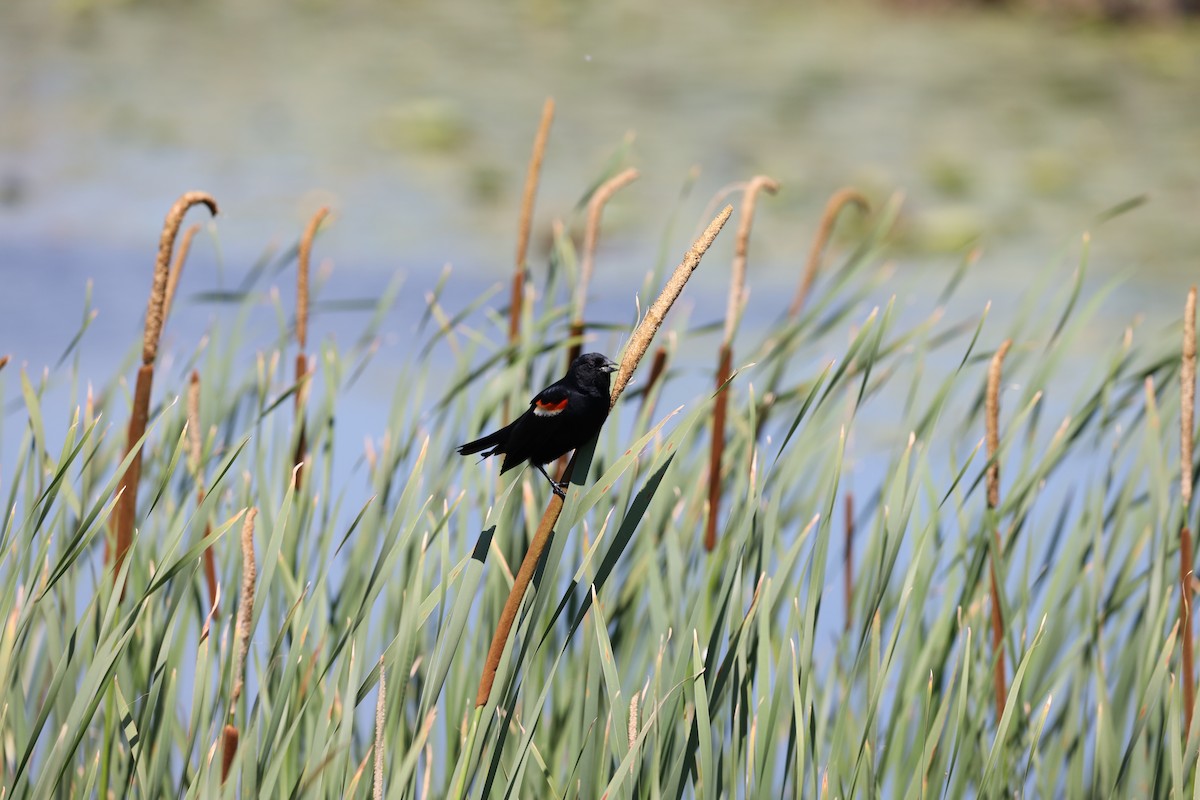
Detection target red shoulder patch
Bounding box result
[534,397,568,416]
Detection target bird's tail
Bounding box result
[456,424,510,458]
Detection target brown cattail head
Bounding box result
[144,191,218,365]
[220,724,239,784]
[723,176,780,345]
[0,355,9,373]
[790,188,870,318]
[297,207,331,352]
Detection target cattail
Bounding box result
[373,658,386,800]
[986,340,1012,719]
[509,97,555,347]
[294,207,330,490]
[707,176,778,553]
[221,507,257,784]
[476,206,733,709]
[0,355,10,372]
[789,188,869,318]
[1180,287,1196,730]
[567,167,640,366]
[110,191,218,584]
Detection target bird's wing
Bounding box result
[530,383,571,417]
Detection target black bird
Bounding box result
[457,352,618,497]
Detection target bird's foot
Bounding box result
[552,480,568,499]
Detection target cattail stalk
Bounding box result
[986,339,1012,720]
[110,191,218,582]
[221,507,257,784]
[188,370,218,610]
[1181,287,1197,730]
[706,176,778,552]
[509,98,555,347]
[639,344,670,420]
[294,207,330,490]
[567,168,640,366]
[789,188,869,318]
[474,205,733,709]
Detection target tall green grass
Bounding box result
[0,172,1194,799]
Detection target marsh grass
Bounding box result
[2,147,1199,800]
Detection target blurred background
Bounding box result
[1,0,1199,383]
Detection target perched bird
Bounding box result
[458,352,619,497]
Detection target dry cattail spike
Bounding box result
[297,206,331,353]
[706,177,777,553]
[509,97,555,345]
[162,223,202,326]
[1181,286,1197,731]
[144,191,218,365]
[569,167,641,364]
[475,204,734,709]
[231,507,258,708]
[0,355,9,373]
[985,339,1011,720]
[110,191,217,581]
[374,657,387,800]
[723,176,780,345]
[789,188,870,318]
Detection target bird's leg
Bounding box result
[534,463,568,499]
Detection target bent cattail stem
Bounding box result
[1181,286,1197,731]
[723,176,780,345]
[189,370,218,610]
[509,97,555,347]
[789,188,870,318]
[986,339,1011,720]
[144,192,219,366]
[162,223,201,325]
[707,177,778,553]
[569,167,640,366]
[374,657,387,800]
[474,205,733,709]
[110,191,218,581]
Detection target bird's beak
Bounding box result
[602,359,618,373]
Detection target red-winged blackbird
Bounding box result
[457,352,618,497]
